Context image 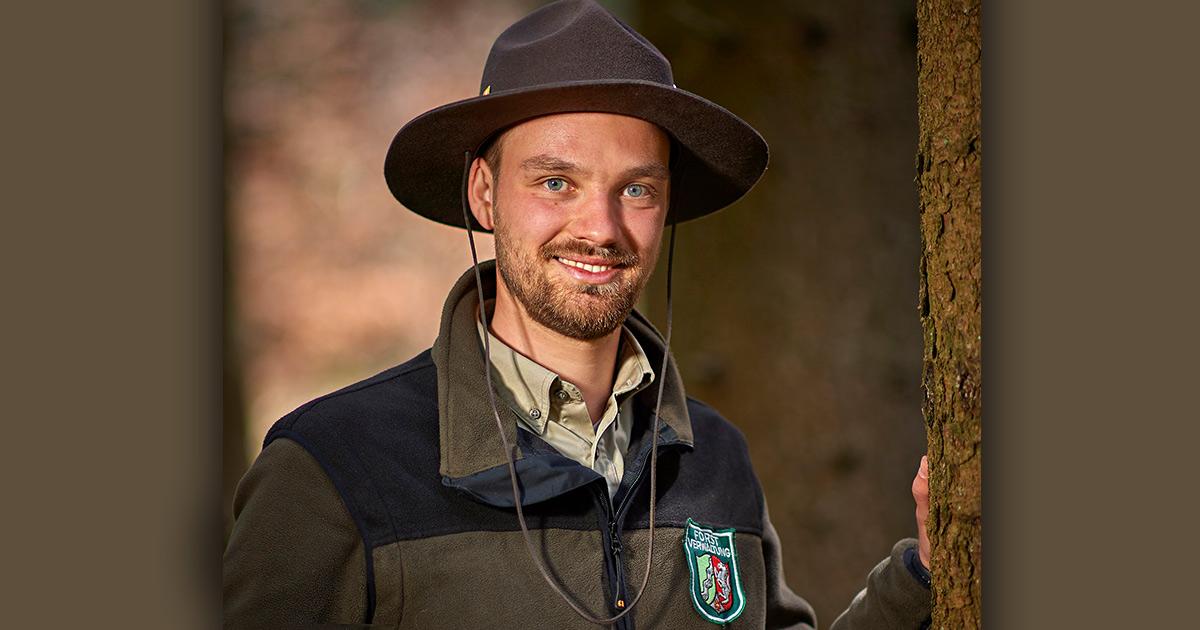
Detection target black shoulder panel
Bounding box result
[265,350,441,548]
[622,397,766,536]
[263,349,601,549]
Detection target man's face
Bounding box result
[473,112,671,340]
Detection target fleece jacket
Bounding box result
[223,261,932,628]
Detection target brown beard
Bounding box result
[493,207,653,340]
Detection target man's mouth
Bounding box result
[554,256,620,274]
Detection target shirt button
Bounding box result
[529,408,541,420]
[556,390,568,401]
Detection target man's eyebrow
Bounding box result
[520,154,587,175]
[518,155,669,181]
[621,163,671,181]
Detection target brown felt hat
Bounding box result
[384,0,769,231]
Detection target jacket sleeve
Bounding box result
[762,500,819,630]
[223,438,369,628]
[829,538,932,630]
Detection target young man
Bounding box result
[224,1,933,627]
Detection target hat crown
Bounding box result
[480,0,673,95]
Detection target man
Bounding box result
[224,1,933,627]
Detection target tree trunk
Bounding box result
[916,0,982,627]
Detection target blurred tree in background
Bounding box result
[638,0,924,621]
[224,0,928,620]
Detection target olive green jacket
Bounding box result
[223,262,931,628]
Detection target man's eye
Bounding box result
[625,183,647,198]
[544,178,567,192]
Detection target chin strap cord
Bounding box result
[460,150,677,627]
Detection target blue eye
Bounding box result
[544,178,566,192]
[625,184,646,198]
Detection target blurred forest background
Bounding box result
[224,0,923,621]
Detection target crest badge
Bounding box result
[683,518,745,624]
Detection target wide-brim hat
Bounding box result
[384,0,769,232]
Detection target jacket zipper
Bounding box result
[598,427,674,630]
[596,486,630,630]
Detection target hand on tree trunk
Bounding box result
[912,455,931,569]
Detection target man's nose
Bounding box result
[568,193,624,246]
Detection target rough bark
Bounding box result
[916,0,982,627]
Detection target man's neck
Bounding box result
[488,285,619,426]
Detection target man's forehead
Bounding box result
[496,112,671,167]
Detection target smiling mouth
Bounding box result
[554,256,622,273]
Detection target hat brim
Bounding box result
[384,79,768,231]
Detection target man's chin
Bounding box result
[550,319,626,341]
[532,296,635,340]
[499,260,644,339]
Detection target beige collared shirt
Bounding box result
[476,307,655,499]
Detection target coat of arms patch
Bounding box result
[683,518,745,624]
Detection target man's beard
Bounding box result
[493,209,654,341]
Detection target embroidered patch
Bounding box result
[683,518,745,624]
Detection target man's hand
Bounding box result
[912,455,931,569]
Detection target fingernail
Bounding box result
[919,456,928,479]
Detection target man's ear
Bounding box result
[467,156,496,230]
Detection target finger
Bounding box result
[913,455,932,569]
[912,456,929,507]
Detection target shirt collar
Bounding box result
[476,301,655,435]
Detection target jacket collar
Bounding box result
[431,260,694,494]
[476,303,655,437]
